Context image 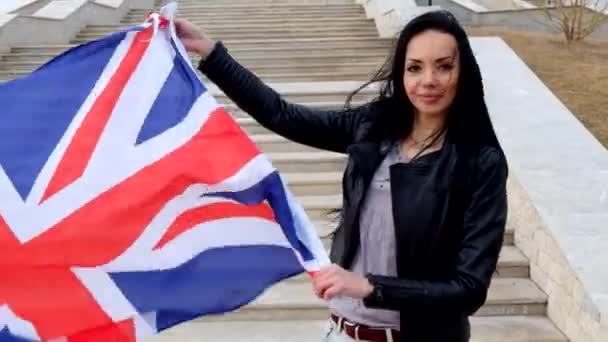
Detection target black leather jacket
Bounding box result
[199,42,508,342]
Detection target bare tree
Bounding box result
[540,0,608,41]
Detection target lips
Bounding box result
[418,94,443,103]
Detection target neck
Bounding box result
[410,111,447,142]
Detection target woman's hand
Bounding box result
[174,18,216,58]
[312,264,374,300]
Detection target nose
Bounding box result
[422,69,438,87]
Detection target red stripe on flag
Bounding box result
[67,318,136,342]
[40,28,155,203]
[153,202,275,250]
[0,268,113,339]
[0,215,19,249]
[1,220,113,339]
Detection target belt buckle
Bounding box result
[354,325,361,341]
[341,319,359,340]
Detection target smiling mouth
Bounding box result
[418,94,442,101]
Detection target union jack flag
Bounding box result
[0,3,328,341]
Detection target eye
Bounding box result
[440,64,454,71]
[407,65,421,72]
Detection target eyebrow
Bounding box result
[407,56,454,63]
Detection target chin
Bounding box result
[414,103,450,117]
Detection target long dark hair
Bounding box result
[347,10,502,150]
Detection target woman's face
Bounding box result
[403,30,460,118]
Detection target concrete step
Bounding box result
[82,23,377,35]
[74,31,380,43]
[219,90,374,106]
[125,11,365,21]
[297,194,341,220]
[7,37,387,51]
[3,46,390,62]
[167,0,357,3]
[236,118,273,135]
[267,151,347,173]
[213,81,377,98]
[0,68,376,82]
[1,51,388,66]
[494,246,529,278]
[236,72,375,82]
[146,316,567,342]
[200,55,386,67]
[124,15,369,25]
[8,38,392,53]
[72,37,392,51]
[282,171,342,196]
[309,219,338,240]
[287,245,528,281]
[2,45,388,64]
[0,61,381,79]
[97,18,375,30]
[226,62,380,73]
[218,48,390,59]
[130,5,364,14]
[192,277,547,321]
[172,16,373,25]
[9,45,74,54]
[224,101,365,118]
[252,134,325,153]
[217,37,392,49]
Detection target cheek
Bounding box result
[444,77,459,100]
[403,75,417,98]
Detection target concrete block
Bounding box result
[0,0,39,14]
[33,0,87,19]
[0,0,155,48]
[94,0,125,8]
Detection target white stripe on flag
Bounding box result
[71,267,139,322]
[134,312,157,337]
[102,216,291,272]
[204,153,275,193]
[283,179,331,270]
[0,305,40,340]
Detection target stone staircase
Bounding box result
[0,0,568,341]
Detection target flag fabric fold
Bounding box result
[0,2,329,341]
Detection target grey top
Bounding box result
[328,143,407,330]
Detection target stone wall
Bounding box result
[508,177,608,341]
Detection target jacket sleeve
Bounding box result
[362,148,508,315]
[197,41,368,154]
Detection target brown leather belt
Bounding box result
[330,314,400,342]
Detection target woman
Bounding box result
[176,9,508,342]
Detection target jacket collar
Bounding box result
[346,139,394,184]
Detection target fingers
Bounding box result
[312,265,345,300]
[312,273,334,298]
[313,275,343,301]
[322,284,343,301]
[174,18,187,36]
